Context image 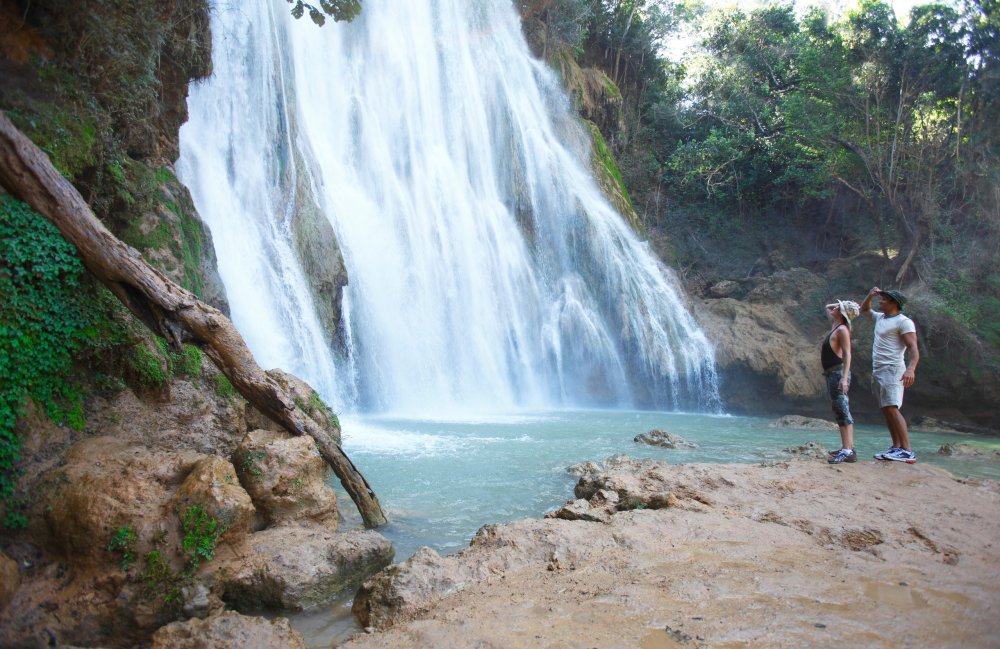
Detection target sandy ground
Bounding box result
[338,458,1000,649]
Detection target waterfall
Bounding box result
[177,0,720,416]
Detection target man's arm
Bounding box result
[860,286,880,316]
[901,331,919,387]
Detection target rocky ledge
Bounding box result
[343,456,1000,649]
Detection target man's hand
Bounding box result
[902,369,916,388]
[839,377,850,393]
[869,287,881,299]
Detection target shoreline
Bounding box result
[333,456,1000,648]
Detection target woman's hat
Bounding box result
[827,300,860,328]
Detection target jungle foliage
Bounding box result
[534,0,1000,357]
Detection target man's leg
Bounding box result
[880,405,910,451]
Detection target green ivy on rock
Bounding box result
[0,195,92,526]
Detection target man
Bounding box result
[823,299,860,464]
[860,287,920,463]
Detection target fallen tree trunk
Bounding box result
[0,112,388,528]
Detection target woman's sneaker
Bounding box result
[875,446,901,460]
[886,448,917,464]
[828,449,857,464]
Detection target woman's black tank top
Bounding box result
[821,326,844,370]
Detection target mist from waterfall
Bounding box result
[178,0,720,417]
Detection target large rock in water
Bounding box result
[634,429,698,449]
[151,611,307,649]
[769,415,838,430]
[233,430,339,529]
[215,526,393,611]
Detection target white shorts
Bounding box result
[872,364,905,409]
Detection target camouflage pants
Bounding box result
[824,367,854,426]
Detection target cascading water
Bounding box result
[178,0,720,416]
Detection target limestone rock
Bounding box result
[783,441,831,459]
[82,377,247,457]
[938,443,1000,459]
[574,455,715,510]
[216,527,393,611]
[353,546,461,629]
[41,437,204,566]
[708,279,740,298]
[546,498,613,524]
[566,460,603,476]
[233,430,338,529]
[266,370,342,445]
[634,429,698,449]
[354,519,618,630]
[151,611,307,649]
[0,553,18,611]
[769,415,838,431]
[746,268,822,303]
[692,297,822,407]
[172,456,255,543]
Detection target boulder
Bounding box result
[172,456,255,544]
[634,429,698,449]
[40,437,205,566]
[0,553,18,611]
[769,415,838,430]
[354,518,621,630]
[545,489,621,524]
[783,441,831,459]
[937,443,1000,459]
[215,527,393,611]
[574,455,716,510]
[82,378,247,457]
[151,611,307,649]
[233,430,338,529]
[708,279,740,298]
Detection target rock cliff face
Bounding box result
[692,265,1000,429]
[0,1,388,646]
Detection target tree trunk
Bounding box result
[0,112,388,528]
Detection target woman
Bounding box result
[823,299,860,464]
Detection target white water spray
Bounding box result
[178,0,720,416]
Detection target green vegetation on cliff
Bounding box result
[0,197,92,525]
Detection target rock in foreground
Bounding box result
[151,611,307,649]
[343,457,1000,649]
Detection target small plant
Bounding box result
[107,525,138,570]
[141,549,172,591]
[178,345,203,377]
[306,390,340,428]
[179,505,225,570]
[213,374,235,401]
[239,450,267,478]
[126,343,167,389]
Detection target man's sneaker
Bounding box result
[828,449,857,464]
[886,448,917,464]
[875,446,901,460]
